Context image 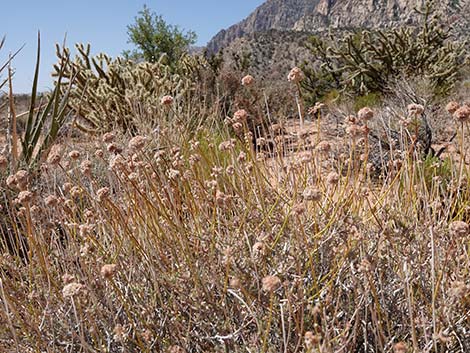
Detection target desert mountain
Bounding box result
[207,0,469,54]
[206,0,319,54]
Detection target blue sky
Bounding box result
[1,0,265,93]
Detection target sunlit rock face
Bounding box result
[293,0,440,31]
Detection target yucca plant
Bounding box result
[7,32,74,173]
[1,33,75,259]
[0,37,7,92]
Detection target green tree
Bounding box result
[125,5,197,64]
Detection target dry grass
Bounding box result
[1,82,470,353]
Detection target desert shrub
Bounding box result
[0,37,21,140]
[2,17,470,353]
[353,92,382,111]
[303,0,467,99]
[230,50,252,72]
[300,34,342,105]
[1,97,470,351]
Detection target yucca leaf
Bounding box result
[0,77,8,91]
[33,47,74,166]
[7,60,18,171]
[26,93,55,163]
[0,41,23,75]
[22,32,41,153]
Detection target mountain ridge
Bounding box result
[206,0,469,54]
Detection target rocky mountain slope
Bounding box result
[207,0,469,54]
[207,0,320,53]
[294,0,468,33]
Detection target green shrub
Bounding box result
[124,5,197,65]
[353,92,382,111]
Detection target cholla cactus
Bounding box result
[304,0,467,96]
[53,43,207,134]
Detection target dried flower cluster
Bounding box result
[241,74,254,86]
[287,67,304,83]
[62,282,84,298]
[357,106,374,122]
[453,104,470,123]
[101,264,117,279]
[161,95,174,106]
[407,103,425,116]
[262,275,281,293]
